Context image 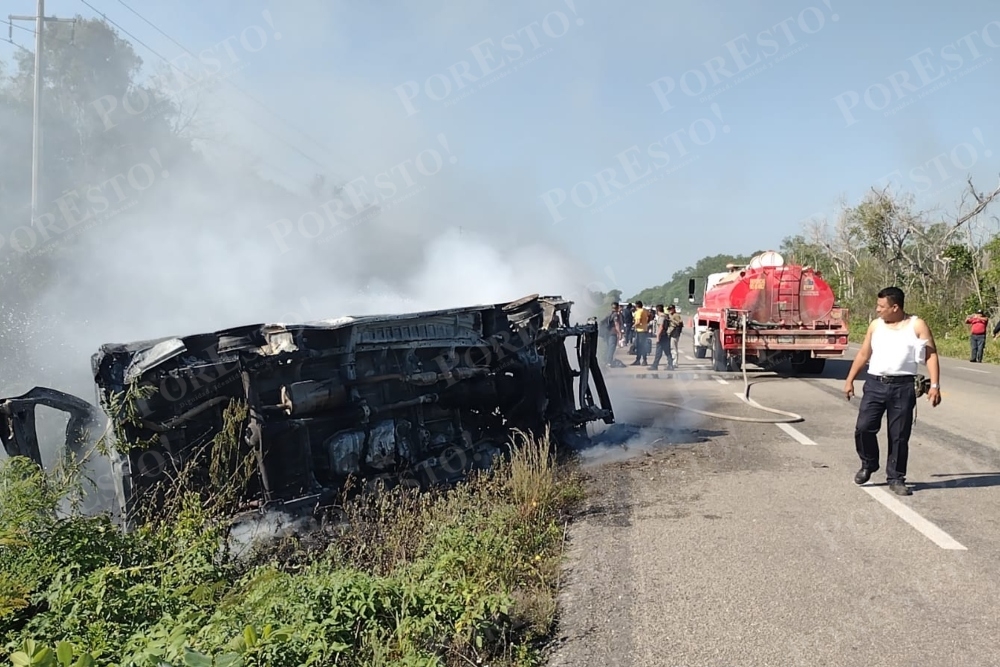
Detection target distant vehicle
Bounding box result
[687,251,850,374]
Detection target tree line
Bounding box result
[778,179,1000,337]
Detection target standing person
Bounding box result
[622,304,635,347]
[666,305,684,370]
[843,286,941,496]
[646,306,658,359]
[966,310,989,362]
[649,305,669,370]
[600,302,623,367]
[631,300,650,366]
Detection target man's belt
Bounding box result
[868,374,916,384]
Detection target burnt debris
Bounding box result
[1,294,614,526]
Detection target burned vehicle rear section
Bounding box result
[2,295,614,525]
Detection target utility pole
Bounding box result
[10,1,75,226]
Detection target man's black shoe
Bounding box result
[854,467,878,485]
[889,481,912,496]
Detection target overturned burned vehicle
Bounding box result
[1,295,614,526]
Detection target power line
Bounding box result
[77,0,334,176]
[113,0,339,160]
[1,36,32,52]
[8,20,36,35]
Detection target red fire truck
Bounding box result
[687,251,850,374]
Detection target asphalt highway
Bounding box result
[546,343,1000,667]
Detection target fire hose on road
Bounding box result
[634,313,806,424]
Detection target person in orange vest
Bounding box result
[631,300,650,366]
[966,309,989,362]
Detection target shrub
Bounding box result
[1,429,581,667]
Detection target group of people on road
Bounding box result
[600,300,685,370]
[601,286,947,497]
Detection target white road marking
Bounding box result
[860,486,968,550]
[733,392,816,445]
[957,366,990,374]
[775,423,817,445]
[713,375,729,385]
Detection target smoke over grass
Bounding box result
[0,13,616,515]
[0,33,607,402]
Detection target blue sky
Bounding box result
[4,0,1000,299]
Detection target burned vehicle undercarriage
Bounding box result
[1,295,614,527]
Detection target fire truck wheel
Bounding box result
[712,334,728,373]
[790,355,826,375]
[805,358,826,374]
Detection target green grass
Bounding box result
[0,429,584,667]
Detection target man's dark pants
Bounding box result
[633,332,649,364]
[650,335,671,369]
[605,334,618,365]
[855,376,916,483]
[971,334,986,362]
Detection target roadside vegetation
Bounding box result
[848,316,1000,364]
[0,428,584,667]
[785,182,1000,365]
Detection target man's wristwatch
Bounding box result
[930,383,939,388]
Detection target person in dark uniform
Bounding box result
[648,305,669,370]
[622,304,635,346]
[600,302,623,367]
[843,287,941,496]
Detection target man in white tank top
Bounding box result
[843,287,941,495]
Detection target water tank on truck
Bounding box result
[689,251,847,371]
[704,254,837,326]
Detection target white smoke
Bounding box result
[0,5,620,501]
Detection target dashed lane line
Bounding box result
[957,366,990,374]
[745,365,969,550]
[713,375,729,385]
[860,486,968,550]
[775,423,817,445]
[733,392,817,445]
[730,386,967,550]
